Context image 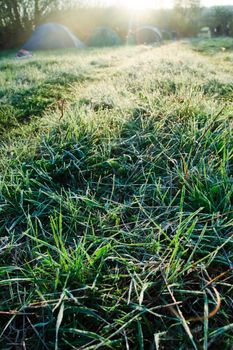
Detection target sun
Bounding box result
[121,0,156,10]
[110,0,174,10]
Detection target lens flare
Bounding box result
[122,0,156,10]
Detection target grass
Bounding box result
[0,39,232,349]
[189,37,233,54]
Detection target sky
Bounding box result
[104,0,233,9]
[202,0,233,5]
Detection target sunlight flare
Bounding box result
[122,0,157,10]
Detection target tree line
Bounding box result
[0,0,232,49]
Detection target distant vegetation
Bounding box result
[0,38,232,349]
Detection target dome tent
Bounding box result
[198,27,211,39]
[88,27,122,47]
[22,23,85,51]
[135,26,162,45]
[161,29,172,40]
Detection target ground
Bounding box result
[0,38,232,349]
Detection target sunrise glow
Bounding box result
[120,0,157,10]
[111,0,233,9]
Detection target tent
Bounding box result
[198,27,211,39]
[22,23,85,51]
[135,26,162,45]
[88,27,122,47]
[161,30,173,40]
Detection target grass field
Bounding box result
[0,38,232,349]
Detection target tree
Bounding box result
[0,0,63,47]
[0,0,62,29]
[173,0,201,36]
[201,6,233,36]
[174,0,200,10]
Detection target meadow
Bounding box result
[0,38,232,349]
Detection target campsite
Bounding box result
[0,1,233,349]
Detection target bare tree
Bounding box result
[0,0,65,47]
[0,0,61,30]
[174,0,201,9]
